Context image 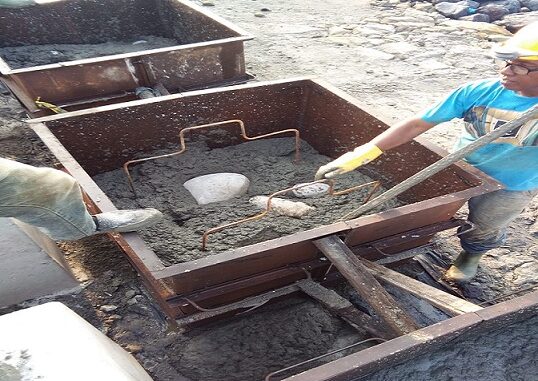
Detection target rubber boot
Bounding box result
[93,208,163,233]
[444,250,484,283]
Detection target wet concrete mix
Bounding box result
[93,137,402,266]
[0,35,178,69]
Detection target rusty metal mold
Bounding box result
[28,78,502,320]
[0,0,252,116]
[279,290,538,381]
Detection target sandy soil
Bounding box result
[0,0,537,380]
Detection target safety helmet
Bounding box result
[492,21,538,61]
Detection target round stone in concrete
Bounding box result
[249,196,314,219]
[183,173,250,205]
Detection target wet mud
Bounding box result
[93,137,402,265]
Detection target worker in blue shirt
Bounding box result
[316,22,538,283]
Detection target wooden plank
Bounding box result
[313,236,419,336]
[297,279,394,339]
[361,259,483,316]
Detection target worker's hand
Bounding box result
[315,143,383,180]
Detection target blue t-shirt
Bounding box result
[419,79,538,191]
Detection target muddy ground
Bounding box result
[0,0,537,380]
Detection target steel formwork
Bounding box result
[28,78,503,320]
[28,77,538,380]
[0,0,252,116]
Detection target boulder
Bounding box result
[183,173,250,205]
[520,0,538,11]
[435,2,471,18]
[460,13,491,21]
[494,11,538,32]
[477,3,511,21]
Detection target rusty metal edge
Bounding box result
[280,290,538,381]
[29,77,503,281]
[1,36,253,75]
[25,77,314,124]
[0,0,254,75]
[153,196,463,281]
[30,122,165,273]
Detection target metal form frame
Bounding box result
[0,0,253,116]
[27,78,538,380]
[28,78,503,320]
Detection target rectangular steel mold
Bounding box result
[29,78,502,319]
[0,0,253,116]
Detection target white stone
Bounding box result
[380,41,419,55]
[249,196,314,218]
[355,46,395,60]
[292,183,330,198]
[184,173,250,205]
[419,59,452,70]
[328,26,348,36]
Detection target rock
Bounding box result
[292,183,330,198]
[362,23,398,33]
[459,13,491,22]
[432,0,461,4]
[521,0,538,10]
[254,12,266,17]
[328,25,349,36]
[477,4,510,22]
[494,11,538,32]
[355,46,395,60]
[249,196,314,218]
[483,0,521,14]
[413,2,435,11]
[440,19,512,35]
[380,41,420,55]
[99,305,118,312]
[125,290,137,299]
[127,297,139,305]
[260,7,271,12]
[201,0,215,5]
[418,59,452,70]
[435,2,471,19]
[124,343,143,354]
[458,0,480,9]
[183,173,250,205]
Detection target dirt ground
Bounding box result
[1,0,537,380]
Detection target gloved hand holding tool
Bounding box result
[314,142,383,180]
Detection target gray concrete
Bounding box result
[0,218,79,307]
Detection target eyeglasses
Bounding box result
[496,60,538,75]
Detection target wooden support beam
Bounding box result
[297,279,394,339]
[313,236,419,337]
[361,259,483,316]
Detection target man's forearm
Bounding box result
[371,117,437,151]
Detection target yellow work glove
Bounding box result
[315,142,383,180]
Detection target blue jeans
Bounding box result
[460,189,537,255]
[0,158,96,240]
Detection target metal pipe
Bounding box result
[264,337,386,381]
